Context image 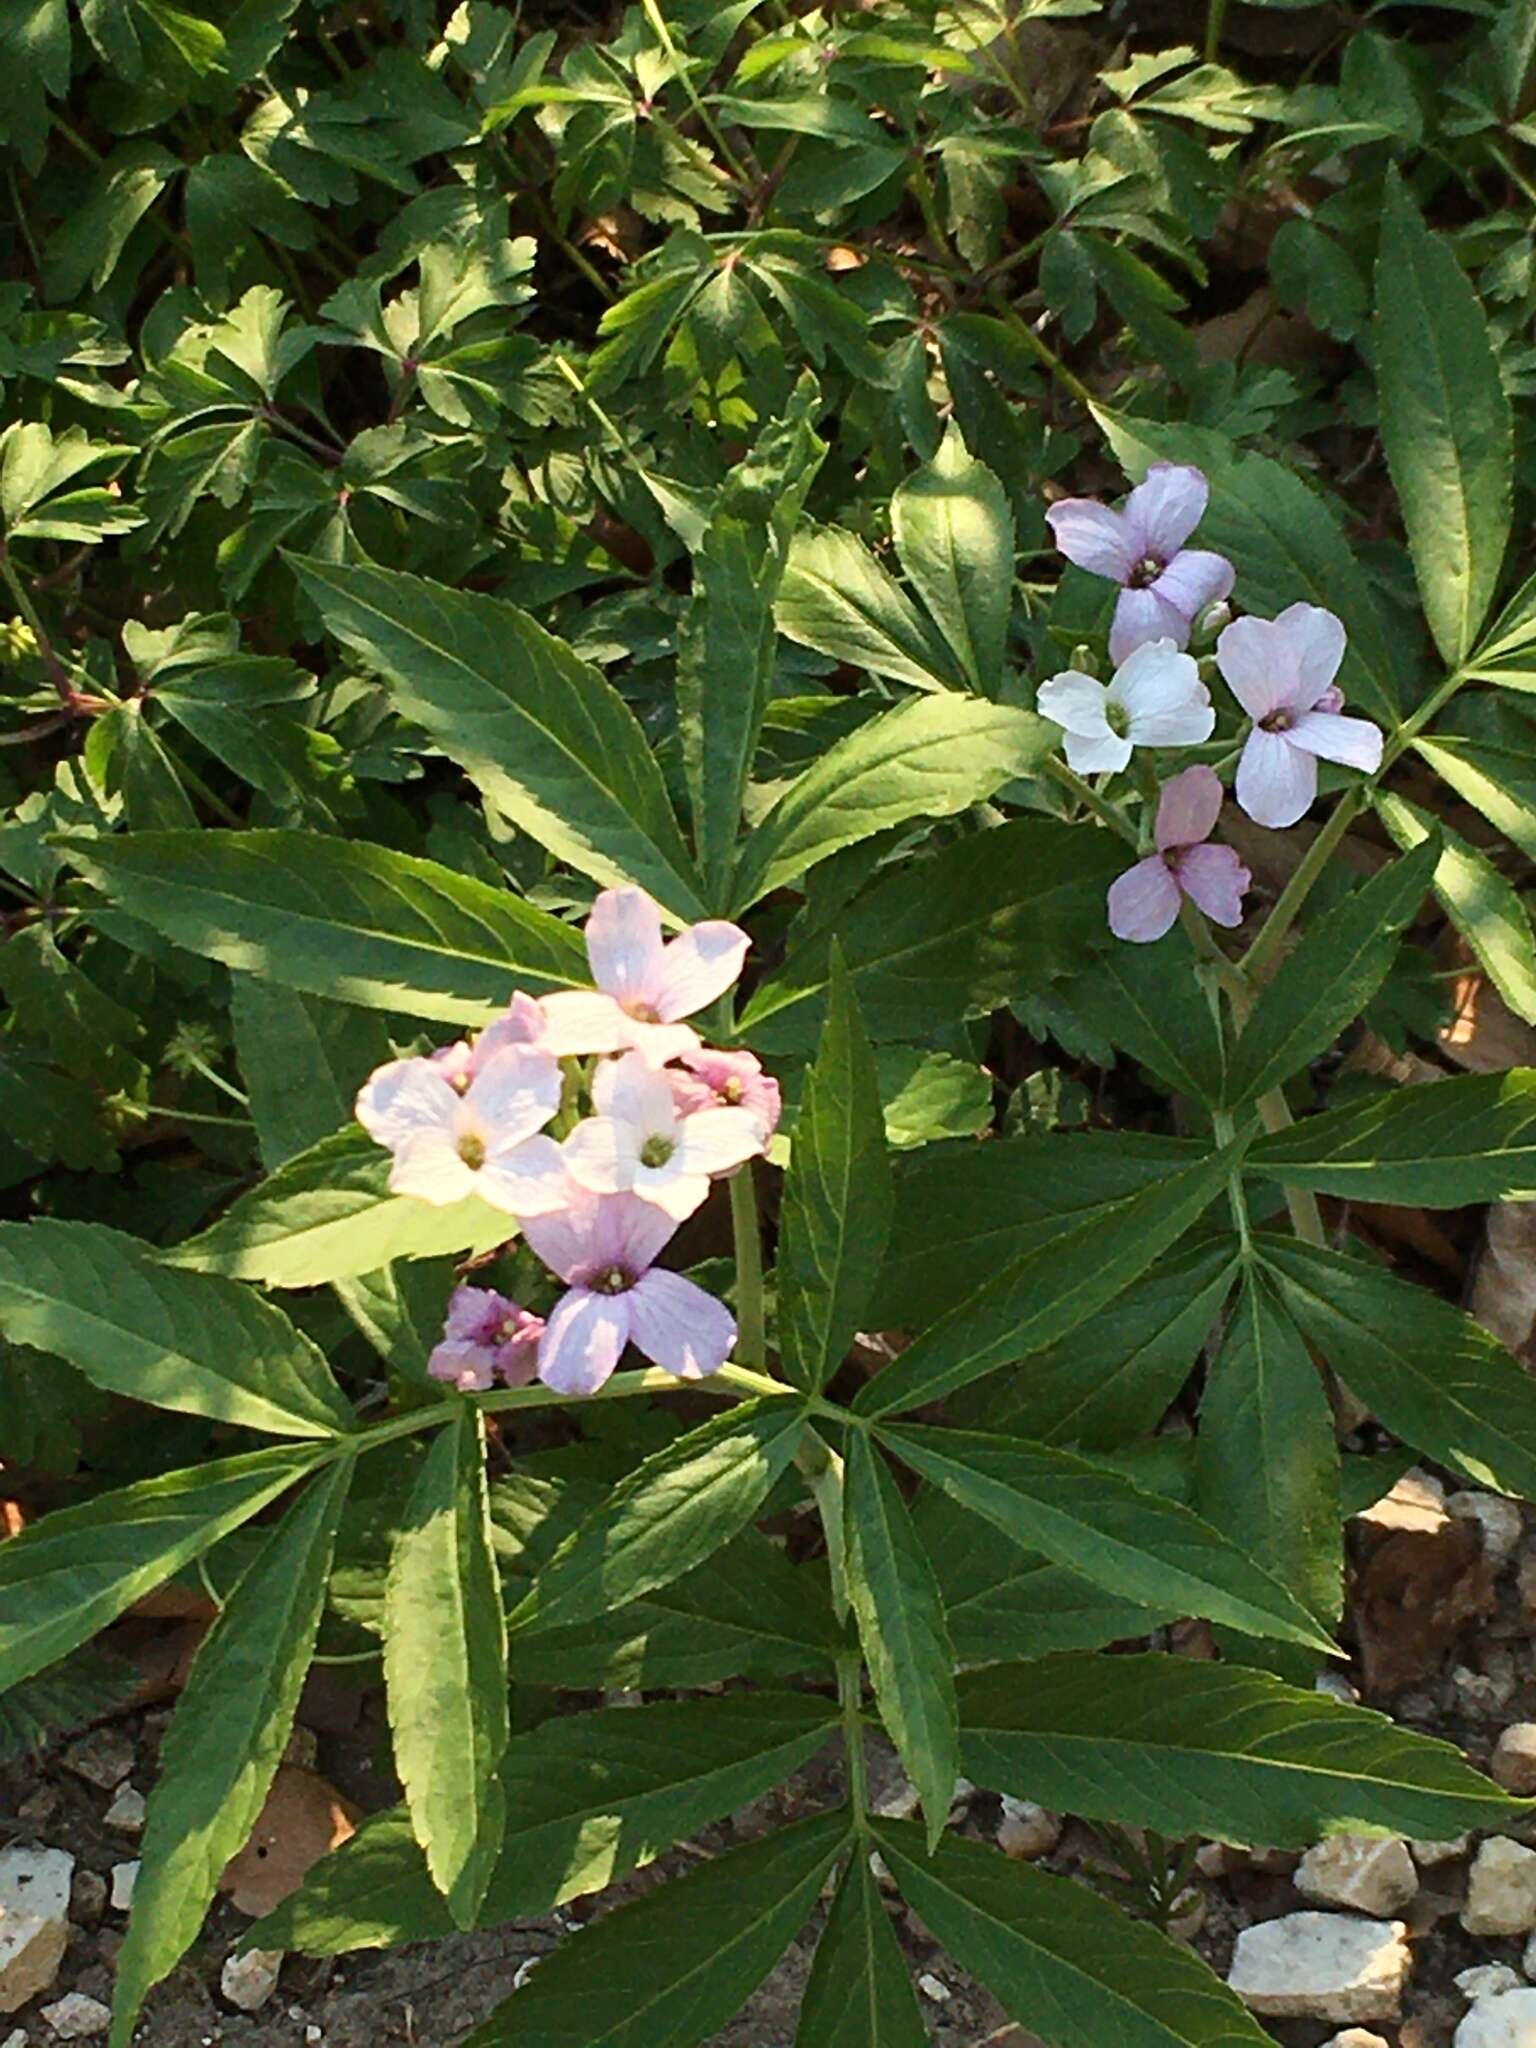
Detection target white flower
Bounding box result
[1036,638,1215,775]
[355,1045,565,1215]
[561,1051,763,1222]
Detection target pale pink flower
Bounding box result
[1217,604,1383,829]
[1047,464,1235,664]
[354,1045,565,1215]
[537,887,750,1067]
[428,1285,544,1391]
[521,1182,736,1395]
[562,1051,762,1222]
[669,1047,781,1143]
[1107,765,1251,944]
[1037,639,1214,776]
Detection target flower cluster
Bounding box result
[1041,464,1385,943]
[357,887,780,1397]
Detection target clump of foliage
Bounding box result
[5,1,1536,2042]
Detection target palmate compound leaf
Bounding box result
[854,1144,1236,1418]
[731,696,1055,913]
[384,1407,507,1929]
[251,1691,841,1954]
[165,1125,512,1288]
[290,557,706,920]
[1260,1235,1536,1501]
[109,1458,351,2048]
[844,1431,958,1853]
[54,829,588,1027]
[878,1426,1335,1654]
[1249,1069,1536,1206]
[875,1821,1274,2048]
[796,1849,929,2047]
[958,1653,1530,1850]
[505,1397,808,1637]
[0,1443,332,1691]
[777,948,892,1395]
[460,1810,851,2048]
[0,1219,354,1437]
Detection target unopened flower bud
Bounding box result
[163,1021,221,1078]
[0,616,38,664]
[1190,599,1232,650]
[1069,643,1097,676]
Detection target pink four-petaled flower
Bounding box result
[428,1285,545,1391]
[1106,765,1251,944]
[1047,463,1235,665]
[354,1045,566,1215]
[562,1050,763,1221]
[1217,603,1383,829]
[537,887,750,1067]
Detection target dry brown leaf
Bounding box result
[1439,967,1536,1073]
[218,1765,360,1917]
[1471,1199,1536,1366]
[1350,1518,1495,1699]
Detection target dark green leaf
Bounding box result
[797,1851,928,2047]
[1249,1070,1536,1204]
[890,424,1013,694]
[775,522,964,690]
[1377,790,1536,1026]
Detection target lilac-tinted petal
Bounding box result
[1216,616,1298,720]
[1062,729,1135,776]
[535,989,629,1057]
[1110,639,1201,723]
[1152,548,1234,620]
[1235,729,1317,830]
[1109,586,1191,665]
[1155,763,1224,852]
[519,1184,603,1284]
[1107,857,1182,943]
[653,921,750,1022]
[617,1018,704,1067]
[593,1049,677,1132]
[1285,710,1384,774]
[355,1059,458,1147]
[477,1133,570,1217]
[430,1042,474,1086]
[1044,499,1134,582]
[1314,684,1345,715]
[538,1287,630,1395]
[444,1285,512,1345]
[1125,464,1209,559]
[629,1269,736,1381]
[1176,843,1251,929]
[472,992,548,1068]
[464,1046,562,1146]
[586,887,666,1005]
[1275,602,1347,708]
[388,1129,478,1206]
[594,1190,678,1275]
[562,1115,636,1195]
[1124,688,1214,751]
[631,1161,713,1223]
[427,1338,497,1392]
[494,1321,543,1388]
[1036,670,1112,739]
[672,1106,763,1177]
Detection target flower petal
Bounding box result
[595,1190,679,1275]
[586,887,666,1005]
[478,1133,571,1216]
[355,1059,458,1147]
[619,1019,704,1067]
[1062,729,1135,775]
[594,1049,679,1133]
[562,1115,636,1195]
[538,1287,631,1396]
[464,1046,562,1146]
[1275,602,1347,708]
[427,1338,497,1392]
[1152,548,1234,621]
[1124,464,1208,559]
[1285,710,1384,774]
[387,1129,477,1207]
[1036,670,1112,739]
[1109,587,1191,665]
[631,1160,713,1223]
[1216,615,1296,721]
[1176,843,1251,929]
[1106,857,1182,944]
[1235,729,1317,830]
[628,1269,736,1380]
[1045,499,1134,581]
[653,921,750,1023]
[1111,639,1201,723]
[472,992,549,1068]
[536,989,630,1058]
[1155,763,1224,851]
[519,1185,601,1284]
[673,1106,764,1178]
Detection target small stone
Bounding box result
[1323,2035,1390,2048]
[3,2027,28,2048]
[1464,1837,1536,1935]
[1448,1492,1525,1566]
[510,1959,541,1993]
[1524,1927,1536,1977]
[61,1729,133,1792]
[0,1848,73,2016]
[1493,1725,1536,1795]
[1458,1661,1519,1716]
[1456,1988,1536,2048]
[69,1870,106,1926]
[1195,1843,1244,1878]
[1456,1963,1524,2000]
[1412,1834,1472,1866]
[1166,1888,1207,1942]
[917,1973,951,2003]
[38,1994,111,2040]
[102,1787,145,1835]
[1357,1469,1447,1536]
[108,1864,137,1913]
[1227,1914,1411,2022]
[220,1947,283,2012]
[997,1799,1062,1861]
[1296,1836,1418,1917]
[1519,1549,1536,1625]
[16,1791,57,1830]
[282,1727,319,1772]
[1316,1672,1361,1705]
[304,2027,323,2044]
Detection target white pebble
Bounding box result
[109,1862,138,1912]
[1456,1963,1524,2000]
[38,1994,111,2040]
[1228,1913,1411,2022]
[917,1973,951,2003]
[1464,1838,1536,1936]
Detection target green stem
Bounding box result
[1047,757,1138,844]
[838,1652,869,1829]
[1204,0,1228,63]
[1241,789,1363,985]
[797,1426,851,1622]
[0,552,82,705]
[640,0,753,186]
[982,286,1095,409]
[730,1164,767,1371]
[1211,1106,1254,1259]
